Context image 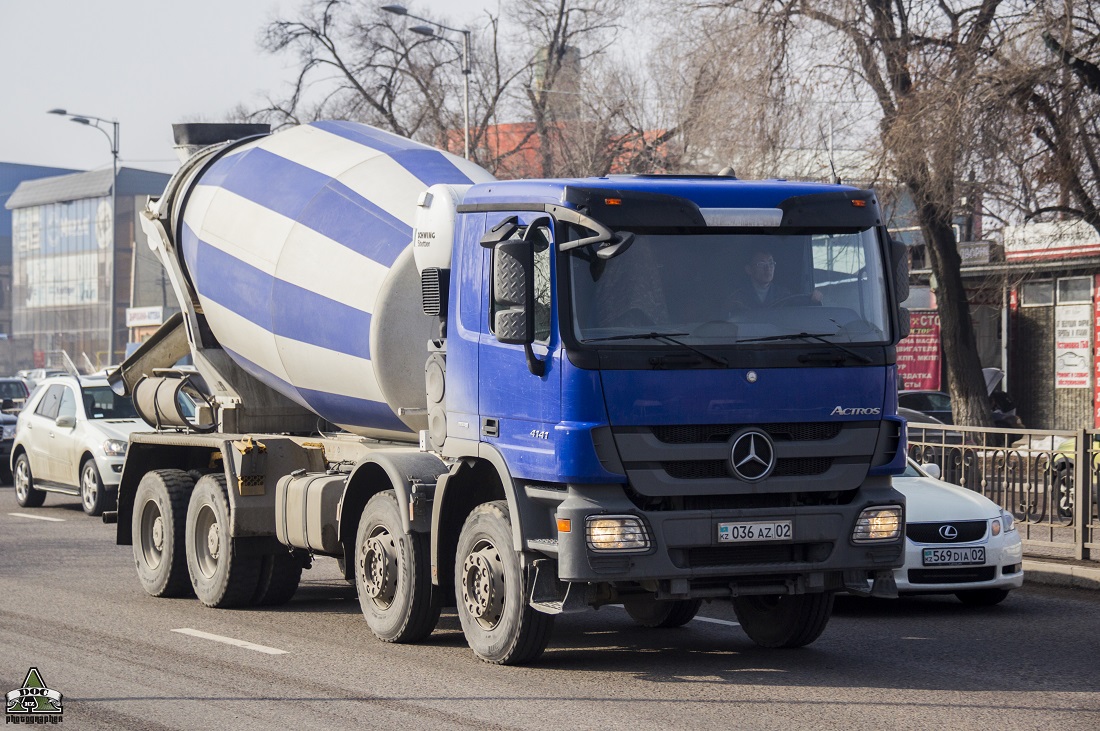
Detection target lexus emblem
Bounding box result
[729,429,776,482]
[938,524,959,541]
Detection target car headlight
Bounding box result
[585,515,651,552]
[1000,510,1015,534]
[852,506,903,542]
[2,425,14,440]
[102,438,128,457]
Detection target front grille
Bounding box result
[662,457,832,480]
[652,422,842,444]
[684,542,833,568]
[906,521,988,543]
[907,566,996,584]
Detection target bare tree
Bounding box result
[994,1,1100,236]
[696,0,1031,426]
[246,0,534,167]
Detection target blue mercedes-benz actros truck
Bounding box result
[108,121,908,664]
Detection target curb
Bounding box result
[1023,559,1100,591]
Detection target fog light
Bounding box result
[585,515,650,552]
[852,506,902,542]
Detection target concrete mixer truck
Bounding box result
[105,120,909,664]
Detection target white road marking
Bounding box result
[171,628,289,655]
[693,616,741,627]
[8,513,65,522]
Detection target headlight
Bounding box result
[102,438,127,456]
[585,515,651,552]
[2,425,14,440]
[1001,511,1015,533]
[991,517,1002,537]
[852,506,902,542]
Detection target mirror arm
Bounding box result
[524,344,546,377]
[551,206,616,251]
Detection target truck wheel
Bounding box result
[80,460,106,516]
[624,597,702,628]
[252,550,304,606]
[13,453,45,508]
[454,500,554,665]
[133,469,195,598]
[356,490,440,642]
[733,592,834,648]
[185,474,261,608]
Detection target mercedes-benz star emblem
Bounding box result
[729,429,776,482]
[938,524,959,540]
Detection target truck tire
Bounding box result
[185,474,261,608]
[252,550,304,606]
[454,501,554,665]
[733,591,834,648]
[624,597,702,628]
[13,453,45,508]
[133,469,195,598]
[355,490,440,642]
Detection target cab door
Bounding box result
[477,214,562,481]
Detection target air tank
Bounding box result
[163,121,494,439]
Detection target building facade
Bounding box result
[5,167,171,371]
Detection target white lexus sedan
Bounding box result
[890,458,1024,605]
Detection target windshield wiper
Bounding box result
[736,331,872,365]
[583,332,728,367]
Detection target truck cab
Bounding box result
[416,176,908,648]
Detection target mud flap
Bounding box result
[844,569,898,598]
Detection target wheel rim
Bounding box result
[81,464,98,511]
[461,539,505,630]
[359,526,398,609]
[192,503,220,579]
[14,459,29,501]
[138,498,165,570]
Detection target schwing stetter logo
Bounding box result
[6,667,63,723]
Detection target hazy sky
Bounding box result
[0,0,497,175]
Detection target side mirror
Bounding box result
[492,238,534,345]
[922,462,942,480]
[55,414,77,429]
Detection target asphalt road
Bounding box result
[2,490,1098,731]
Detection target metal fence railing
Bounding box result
[906,424,1098,563]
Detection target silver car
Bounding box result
[11,375,146,516]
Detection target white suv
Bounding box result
[11,375,146,516]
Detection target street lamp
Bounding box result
[382,4,471,160]
[48,108,120,366]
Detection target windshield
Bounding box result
[569,229,890,345]
[83,386,139,420]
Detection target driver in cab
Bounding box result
[732,249,822,309]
